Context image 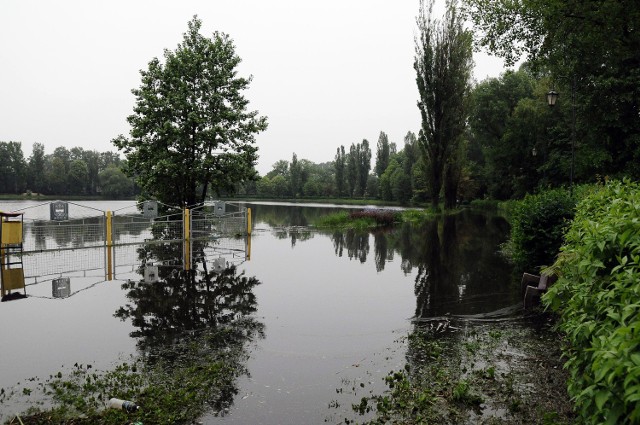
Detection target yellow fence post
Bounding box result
[247,208,252,236]
[106,211,113,281]
[184,208,191,271]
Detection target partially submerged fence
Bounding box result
[1,200,251,291]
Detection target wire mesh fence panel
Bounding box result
[23,217,106,253]
[191,236,249,268]
[22,247,106,281]
[112,215,155,246]
[3,201,249,288]
[191,202,247,239]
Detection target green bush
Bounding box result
[543,180,640,424]
[506,187,578,271]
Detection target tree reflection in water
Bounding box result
[114,238,264,418]
[324,210,515,318]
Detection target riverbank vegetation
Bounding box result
[1,0,638,421]
[353,322,574,424]
[542,180,640,424]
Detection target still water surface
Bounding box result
[0,201,517,423]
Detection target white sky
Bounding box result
[0,1,508,175]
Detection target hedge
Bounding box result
[543,180,640,424]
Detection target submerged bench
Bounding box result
[521,272,557,309]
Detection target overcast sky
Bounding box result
[0,1,509,175]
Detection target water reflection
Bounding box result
[115,263,264,352]
[249,204,516,318]
[114,240,264,418]
[331,229,371,263]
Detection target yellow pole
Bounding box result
[1,217,5,297]
[184,208,191,271]
[106,211,113,281]
[247,208,252,235]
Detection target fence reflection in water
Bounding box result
[2,200,251,299]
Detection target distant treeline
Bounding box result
[239,67,638,205]
[4,66,637,204]
[0,142,134,198]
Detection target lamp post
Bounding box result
[546,75,577,196]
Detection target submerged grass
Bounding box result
[3,325,250,425]
[315,208,436,230]
[353,321,575,424]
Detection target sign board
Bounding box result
[212,257,226,273]
[144,265,159,283]
[214,201,226,217]
[52,277,71,298]
[50,202,69,221]
[143,201,158,219]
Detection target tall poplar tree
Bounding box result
[358,139,372,196]
[334,146,346,197]
[375,132,390,178]
[346,144,358,198]
[290,153,301,198]
[112,16,268,206]
[27,142,46,194]
[415,0,473,208]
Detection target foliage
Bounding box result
[0,141,125,197]
[415,0,473,209]
[464,0,640,181]
[315,209,402,230]
[357,323,573,424]
[334,146,346,197]
[112,16,267,206]
[0,141,27,194]
[289,153,301,198]
[12,329,242,424]
[98,166,134,199]
[469,69,542,199]
[375,131,391,178]
[506,187,578,271]
[8,261,263,424]
[543,180,640,424]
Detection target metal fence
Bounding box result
[9,200,250,254]
[2,201,251,288]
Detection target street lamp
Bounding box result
[546,75,577,195]
[546,90,559,106]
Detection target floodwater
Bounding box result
[0,200,519,423]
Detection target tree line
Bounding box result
[0,142,133,198]
[4,0,637,208]
[240,0,638,206]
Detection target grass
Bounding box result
[353,322,576,424]
[315,208,438,230]
[2,325,250,425]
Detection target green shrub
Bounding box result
[543,179,640,424]
[315,209,402,229]
[506,187,578,271]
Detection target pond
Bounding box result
[0,201,520,423]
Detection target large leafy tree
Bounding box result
[113,16,267,206]
[415,0,473,209]
[469,68,537,198]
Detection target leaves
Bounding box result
[113,16,267,206]
[543,179,640,423]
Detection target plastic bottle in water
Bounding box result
[108,397,140,412]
